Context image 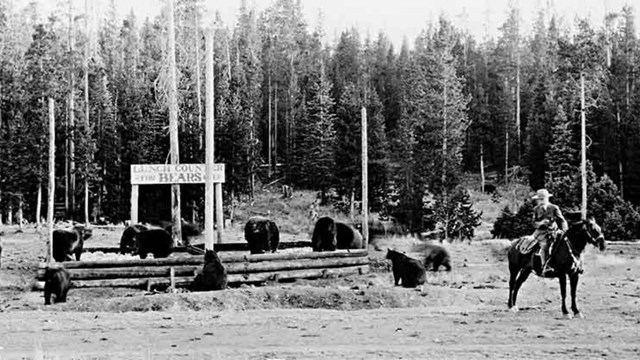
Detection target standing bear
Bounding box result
[336,222,364,249]
[312,216,337,252]
[244,216,280,254]
[133,229,174,259]
[312,217,364,251]
[44,265,71,305]
[386,249,426,288]
[52,225,92,262]
[119,223,149,254]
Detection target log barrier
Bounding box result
[36,249,369,289]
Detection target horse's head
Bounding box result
[582,217,606,251]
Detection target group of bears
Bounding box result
[243,215,365,255]
[37,214,448,304]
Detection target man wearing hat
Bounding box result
[532,189,568,276]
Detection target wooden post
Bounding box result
[130,185,139,224]
[215,183,223,244]
[204,28,215,251]
[17,195,23,232]
[480,143,485,193]
[168,0,182,243]
[170,267,176,293]
[83,0,90,227]
[194,9,203,151]
[361,107,368,248]
[274,83,278,174]
[268,75,272,178]
[68,0,75,221]
[47,98,55,263]
[36,184,42,229]
[505,131,509,186]
[580,72,587,220]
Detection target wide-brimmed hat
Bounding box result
[532,189,553,200]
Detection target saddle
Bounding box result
[513,236,539,255]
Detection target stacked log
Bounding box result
[36,249,369,289]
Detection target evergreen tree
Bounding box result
[292,62,336,203]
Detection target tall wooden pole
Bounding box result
[83,0,90,227]
[268,75,272,178]
[47,99,55,263]
[274,83,278,174]
[361,107,369,248]
[68,0,75,220]
[36,183,42,229]
[480,143,485,193]
[215,182,223,244]
[204,28,215,250]
[505,131,509,186]
[130,185,139,224]
[195,9,203,151]
[168,0,182,243]
[580,72,587,220]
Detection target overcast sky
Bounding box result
[32,0,639,48]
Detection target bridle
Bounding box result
[582,220,605,248]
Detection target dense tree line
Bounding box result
[0,0,639,236]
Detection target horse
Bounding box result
[507,217,606,318]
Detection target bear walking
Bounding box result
[44,266,71,305]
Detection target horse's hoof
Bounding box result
[510,306,519,313]
[563,313,573,320]
[574,312,585,319]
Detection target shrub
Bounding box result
[433,187,482,241]
[491,199,535,239]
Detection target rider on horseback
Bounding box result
[532,189,568,276]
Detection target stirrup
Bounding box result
[541,264,555,276]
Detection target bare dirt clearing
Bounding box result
[1,226,639,359]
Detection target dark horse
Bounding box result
[507,217,606,318]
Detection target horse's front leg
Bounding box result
[511,268,531,311]
[558,273,569,317]
[569,274,584,318]
[508,267,518,309]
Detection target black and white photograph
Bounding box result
[0,0,639,358]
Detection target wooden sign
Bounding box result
[130,164,225,185]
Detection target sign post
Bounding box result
[205,27,215,250]
[47,99,55,263]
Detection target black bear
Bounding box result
[53,225,92,262]
[336,222,363,249]
[164,221,202,246]
[133,229,174,259]
[244,217,280,254]
[422,243,452,271]
[119,224,150,254]
[386,249,426,288]
[194,249,228,291]
[44,265,71,305]
[312,216,337,252]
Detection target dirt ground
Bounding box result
[0,225,639,359]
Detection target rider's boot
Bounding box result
[540,249,554,276]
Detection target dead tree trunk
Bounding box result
[168,0,182,243]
